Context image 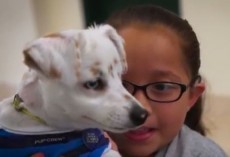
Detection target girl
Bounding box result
[105,4,227,157]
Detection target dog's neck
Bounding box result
[12,94,47,126]
[0,72,77,134]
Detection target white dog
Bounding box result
[0,25,148,157]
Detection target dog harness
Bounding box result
[0,128,110,157]
[0,94,111,156]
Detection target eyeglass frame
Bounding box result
[122,75,201,103]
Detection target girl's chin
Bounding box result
[118,142,158,157]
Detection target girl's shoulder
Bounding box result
[178,125,227,157]
[157,125,228,157]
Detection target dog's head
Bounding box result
[23,25,148,133]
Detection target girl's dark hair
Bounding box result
[106,5,206,135]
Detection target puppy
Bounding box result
[0,25,148,157]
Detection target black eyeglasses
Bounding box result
[122,81,188,103]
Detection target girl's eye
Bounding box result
[152,83,175,91]
[154,83,168,90]
[83,79,105,90]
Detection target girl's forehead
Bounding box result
[120,24,183,59]
[119,24,190,82]
[120,23,184,51]
[120,23,177,35]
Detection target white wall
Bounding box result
[0,0,84,87]
[181,0,230,97]
[0,0,38,86]
[33,0,84,35]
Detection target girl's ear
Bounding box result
[187,82,205,111]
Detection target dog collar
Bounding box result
[12,94,47,125]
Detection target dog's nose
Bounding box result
[130,105,148,126]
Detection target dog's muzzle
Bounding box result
[129,105,148,126]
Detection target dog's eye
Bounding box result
[83,79,105,90]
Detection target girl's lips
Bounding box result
[124,127,156,141]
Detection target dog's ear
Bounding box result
[23,37,64,79]
[100,24,128,72]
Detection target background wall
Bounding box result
[0,0,84,87]
[0,0,229,155]
[181,0,230,97]
[181,0,230,155]
[82,0,179,27]
[33,0,84,35]
[0,0,37,86]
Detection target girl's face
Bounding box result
[109,24,204,157]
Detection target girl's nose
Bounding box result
[134,90,153,114]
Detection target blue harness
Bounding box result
[0,128,109,157]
